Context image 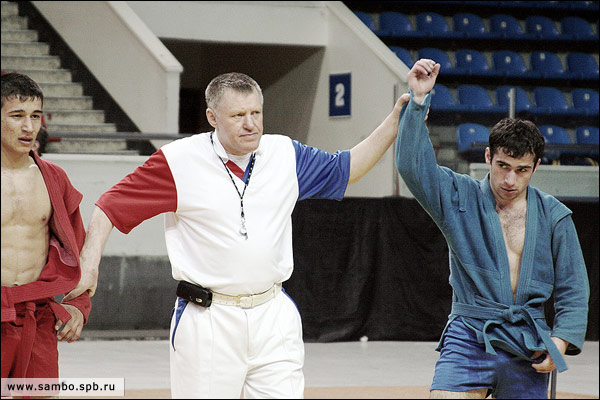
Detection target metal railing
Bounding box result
[47,131,193,140]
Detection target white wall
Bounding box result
[32,1,183,133]
[311,2,409,197]
[44,154,167,256]
[470,164,600,198]
[126,1,328,46]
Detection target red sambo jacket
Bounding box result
[1,151,91,325]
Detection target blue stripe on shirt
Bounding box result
[292,140,350,201]
[241,153,255,183]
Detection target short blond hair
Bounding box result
[205,72,263,110]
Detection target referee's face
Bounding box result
[207,88,263,156]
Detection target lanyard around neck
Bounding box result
[210,132,256,239]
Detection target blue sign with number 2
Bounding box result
[329,73,351,117]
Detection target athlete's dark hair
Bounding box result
[488,118,545,166]
[1,72,44,108]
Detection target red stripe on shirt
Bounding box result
[225,160,245,180]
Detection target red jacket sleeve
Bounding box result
[62,292,92,325]
[53,163,92,323]
[55,163,86,251]
[96,149,178,234]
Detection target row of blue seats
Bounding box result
[457,123,599,157]
[420,1,598,12]
[391,47,599,81]
[355,11,598,41]
[431,84,599,117]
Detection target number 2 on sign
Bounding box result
[335,83,345,107]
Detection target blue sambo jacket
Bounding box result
[395,92,590,372]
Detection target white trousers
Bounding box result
[169,288,305,398]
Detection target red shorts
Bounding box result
[1,301,59,378]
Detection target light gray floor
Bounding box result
[57,332,598,397]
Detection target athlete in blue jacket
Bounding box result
[395,59,589,399]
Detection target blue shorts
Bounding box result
[430,317,549,399]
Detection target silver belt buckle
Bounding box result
[239,295,253,309]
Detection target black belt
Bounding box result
[176,281,212,308]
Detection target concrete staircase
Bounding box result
[1,1,131,154]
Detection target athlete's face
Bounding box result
[486,147,540,204]
[206,88,263,156]
[1,96,43,157]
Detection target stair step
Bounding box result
[1,55,61,69]
[38,82,83,97]
[46,123,117,133]
[1,41,50,56]
[46,139,132,155]
[1,16,28,30]
[43,109,105,124]
[1,1,19,17]
[0,29,38,42]
[44,96,94,110]
[47,149,140,155]
[1,68,72,83]
[1,0,137,155]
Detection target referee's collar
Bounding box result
[211,130,263,162]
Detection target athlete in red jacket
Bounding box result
[2,72,91,380]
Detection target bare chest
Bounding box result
[1,166,52,227]
[497,206,527,254]
[496,204,528,297]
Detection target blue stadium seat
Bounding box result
[496,86,532,112]
[378,12,417,37]
[569,1,600,11]
[561,16,596,40]
[538,125,576,164]
[416,12,457,37]
[525,15,560,39]
[489,14,526,39]
[417,48,454,75]
[492,50,529,77]
[575,126,599,145]
[455,49,492,76]
[574,126,600,161]
[571,88,599,116]
[390,46,414,68]
[573,126,599,162]
[430,84,456,112]
[566,52,599,80]
[457,85,503,113]
[532,87,571,116]
[353,11,376,32]
[575,126,600,159]
[530,51,565,79]
[456,123,489,160]
[539,125,574,162]
[532,1,567,10]
[453,13,487,38]
[539,125,572,145]
[511,1,548,9]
